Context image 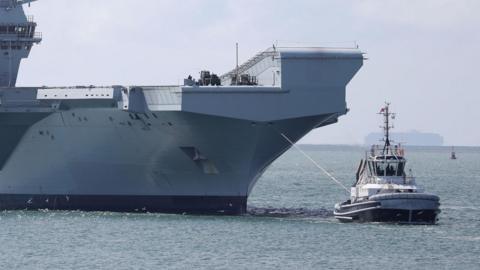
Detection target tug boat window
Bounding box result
[375,162,387,176]
[373,160,405,176]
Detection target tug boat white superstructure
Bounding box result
[334,103,440,224]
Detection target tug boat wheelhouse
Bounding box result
[334,103,441,224]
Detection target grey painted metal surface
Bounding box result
[0,2,364,213]
[369,193,440,210]
[0,0,41,86]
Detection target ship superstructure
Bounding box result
[0,1,364,214]
[0,0,41,87]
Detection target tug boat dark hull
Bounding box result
[334,193,440,225]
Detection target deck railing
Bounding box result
[368,144,405,158]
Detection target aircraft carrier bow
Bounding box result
[0,0,364,214]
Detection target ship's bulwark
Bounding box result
[0,110,329,214]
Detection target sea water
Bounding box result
[0,146,479,269]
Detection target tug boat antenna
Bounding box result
[379,102,395,154]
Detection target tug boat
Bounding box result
[334,103,441,224]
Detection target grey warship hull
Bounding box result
[0,1,364,214]
[0,110,331,214]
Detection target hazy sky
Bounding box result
[16,0,480,146]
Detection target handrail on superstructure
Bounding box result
[220,47,278,81]
[0,32,42,43]
[26,15,35,22]
[369,144,405,159]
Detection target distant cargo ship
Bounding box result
[0,0,364,214]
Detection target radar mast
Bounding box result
[379,102,395,154]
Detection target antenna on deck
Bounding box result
[235,42,239,85]
[379,102,395,154]
[8,40,11,86]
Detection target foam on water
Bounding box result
[247,206,333,218]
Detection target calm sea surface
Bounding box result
[0,146,479,269]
